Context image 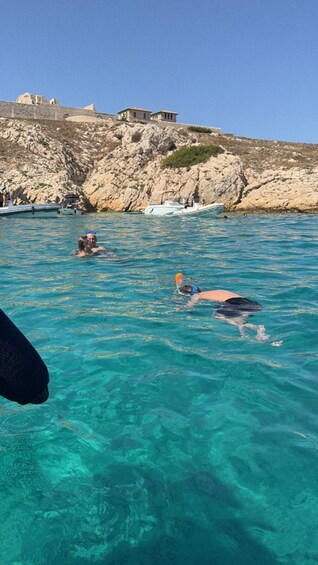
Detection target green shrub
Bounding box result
[188,125,213,134]
[162,144,222,169]
[131,131,142,143]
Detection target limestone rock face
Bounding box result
[0,116,317,212]
[84,123,245,211]
[216,136,318,212]
[236,168,318,211]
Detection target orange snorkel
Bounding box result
[175,273,184,288]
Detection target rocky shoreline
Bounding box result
[0,116,317,213]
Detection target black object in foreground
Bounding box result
[0,309,49,405]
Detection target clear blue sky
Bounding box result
[1,0,318,143]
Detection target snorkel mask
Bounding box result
[175,273,201,295]
[183,284,198,295]
[189,284,198,295]
[178,284,200,295]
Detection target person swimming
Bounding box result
[76,236,88,257]
[175,272,269,341]
[75,232,107,257]
[85,231,106,254]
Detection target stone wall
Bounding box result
[0,100,114,122]
[0,99,221,132]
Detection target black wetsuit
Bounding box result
[215,297,262,319]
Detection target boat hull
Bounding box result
[0,203,61,218]
[59,207,79,215]
[172,202,224,216]
[143,201,186,215]
[143,200,225,217]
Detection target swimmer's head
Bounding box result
[85,231,97,245]
[179,284,201,295]
[78,236,87,251]
[175,273,184,287]
[86,230,97,239]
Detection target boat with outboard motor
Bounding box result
[171,202,224,216]
[59,192,80,215]
[59,204,79,215]
[143,200,224,217]
[0,201,62,218]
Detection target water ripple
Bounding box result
[0,212,318,563]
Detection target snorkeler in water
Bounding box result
[75,232,107,257]
[175,272,270,341]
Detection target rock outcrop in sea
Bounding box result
[0,116,317,212]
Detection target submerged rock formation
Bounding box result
[0,116,317,212]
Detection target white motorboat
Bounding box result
[172,202,224,216]
[0,202,62,218]
[143,200,185,215]
[59,205,79,215]
[143,200,224,217]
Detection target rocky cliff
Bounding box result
[0,116,317,212]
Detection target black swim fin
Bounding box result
[0,309,49,405]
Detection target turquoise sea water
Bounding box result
[0,212,317,564]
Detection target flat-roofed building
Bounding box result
[151,110,178,123]
[118,107,152,123]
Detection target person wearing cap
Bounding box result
[175,272,268,340]
[85,231,106,254]
[75,233,105,257]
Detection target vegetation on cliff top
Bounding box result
[162,144,223,168]
[187,125,213,134]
